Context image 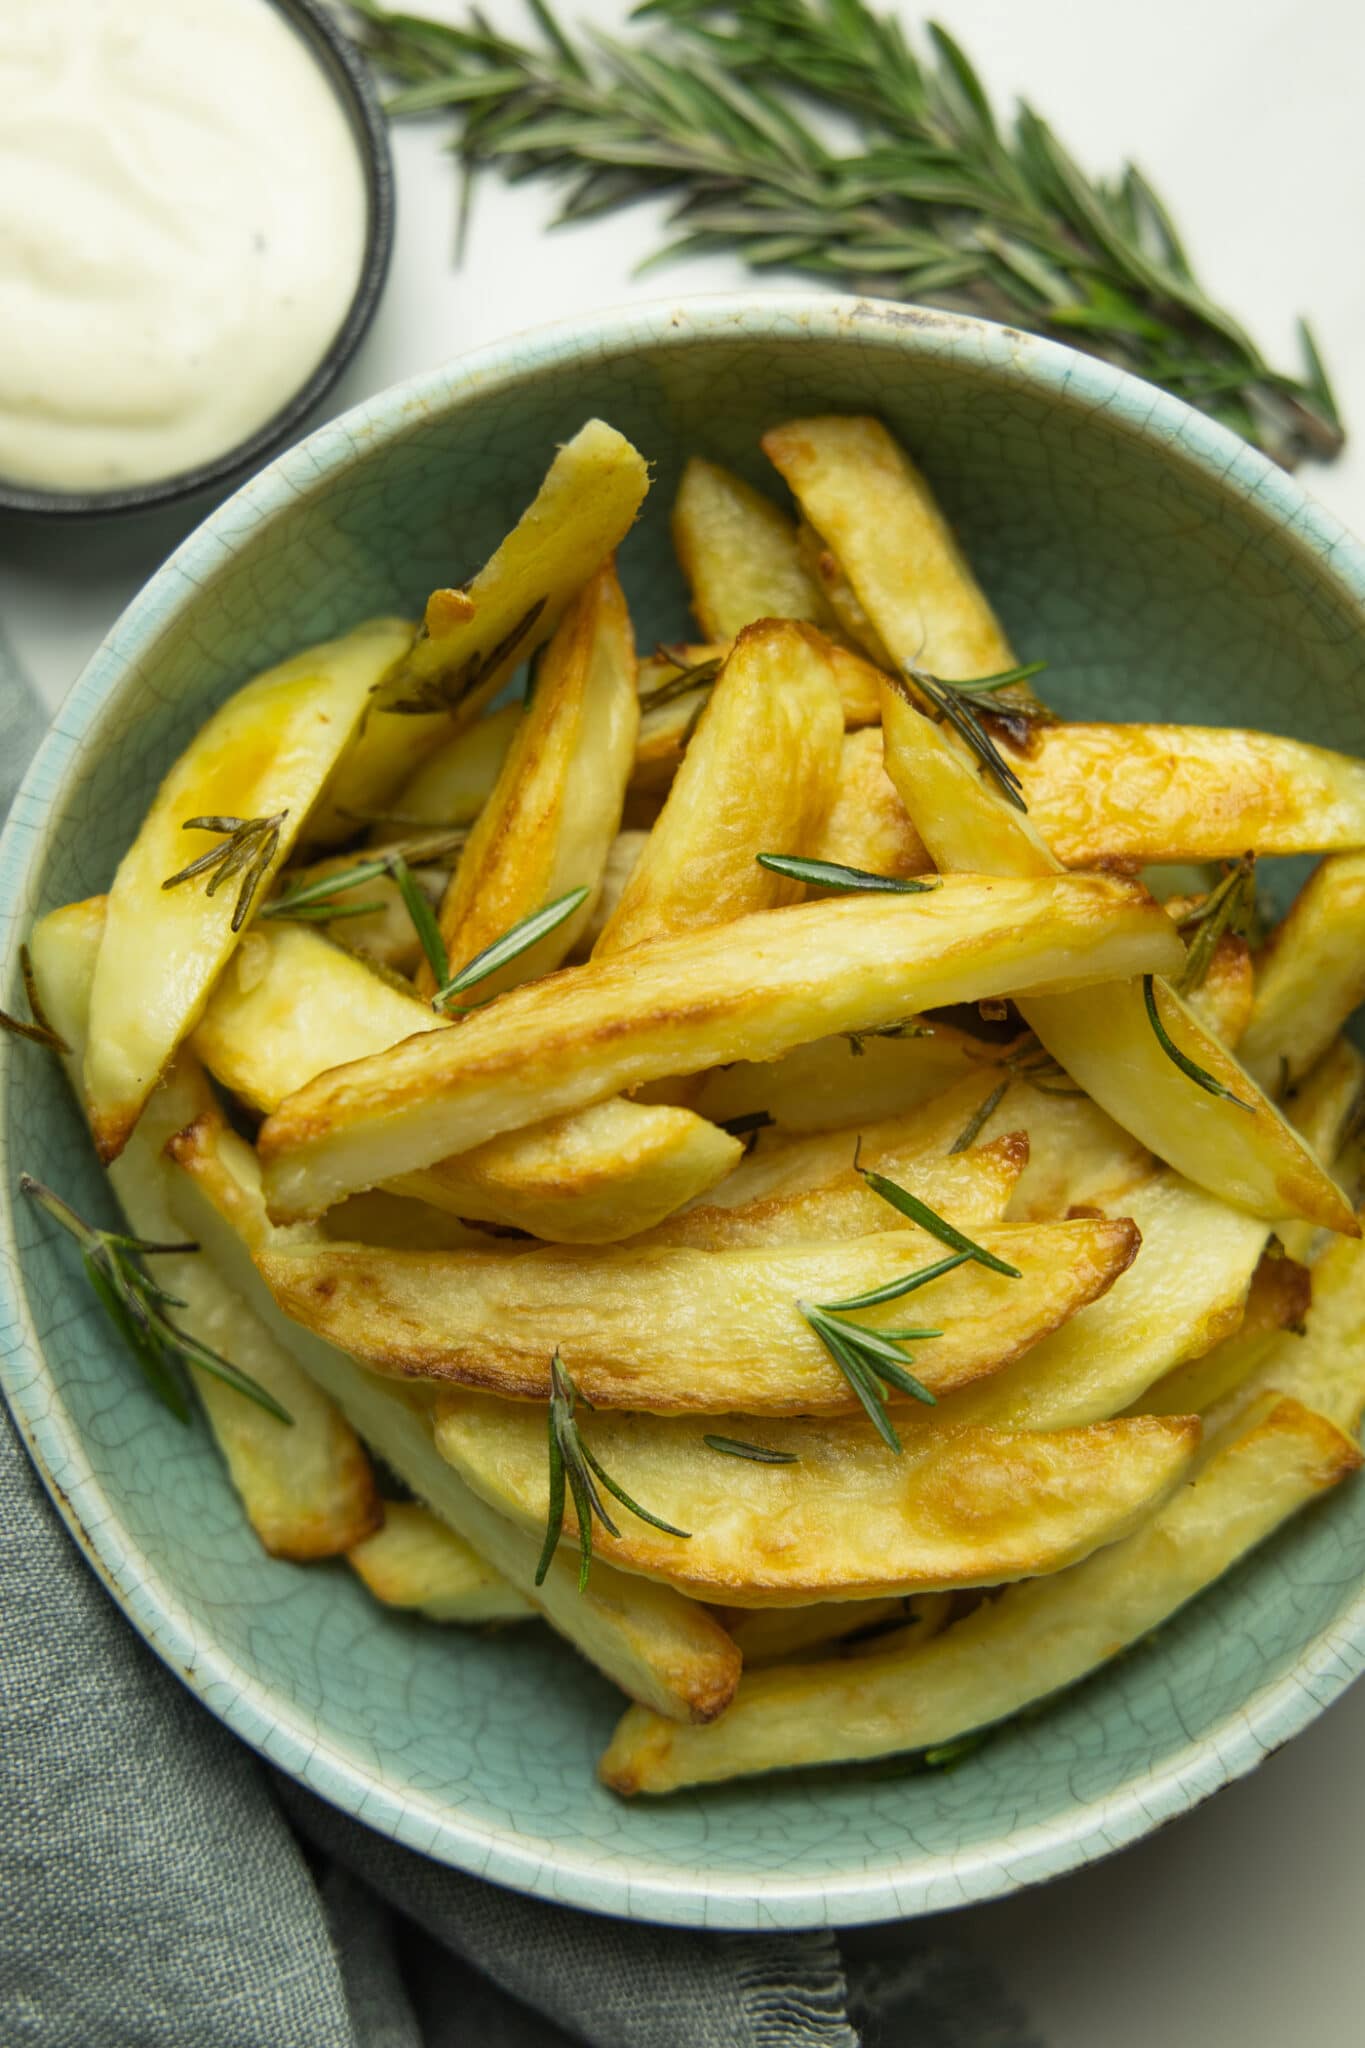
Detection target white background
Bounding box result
[3,3,1364,2041]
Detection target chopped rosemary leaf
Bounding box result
[853,1146,1023,1276]
[755,853,939,894]
[947,661,1049,696]
[947,1077,1009,1154]
[20,1175,292,1425]
[702,1434,800,1465]
[0,945,70,1054]
[433,886,589,1010]
[267,834,458,987]
[161,812,287,933]
[823,1250,972,1312]
[536,1353,690,1591]
[1141,975,1256,1111]
[641,647,725,710]
[1175,853,1258,994]
[896,668,1028,812]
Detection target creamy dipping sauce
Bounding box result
[0,0,369,493]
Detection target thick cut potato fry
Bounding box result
[1138,1242,1313,1418]
[195,920,740,1241]
[391,1097,742,1243]
[1215,1216,1365,1435]
[601,1396,1358,1793]
[941,1173,1269,1430]
[628,1078,1028,1247]
[1017,726,1365,867]
[764,415,1354,1234]
[381,702,521,833]
[347,1502,533,1623]
[164,1111,741,1722]
[807,728,930,878]
[721,1596,947,1667]
[29,899,381,1560]
[1239,853,1365,1090]
[1277,1038,1365,1261]
[257,874,1184,1220]
[692,1021,999,1133]
[83,617,412,1160]
[795,519,897,669]
[672,456,834,639]
[256,1214,1138,1412]
[574,831,648,953]
[595,619,843,956]
[981,1079,1154,1222]
[265,857,451,976]
[429,562,638,996]
[1179,933,1254,1048]
[435,1394,1197,1603]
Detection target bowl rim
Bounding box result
[0,0,395,521]
[4,291,1365,1929]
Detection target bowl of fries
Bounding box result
[5,294,1365,1928]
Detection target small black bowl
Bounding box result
[0,0,394,522]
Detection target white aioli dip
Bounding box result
[0,0,369,492]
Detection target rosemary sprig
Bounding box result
[947,1076,1009,1154]
[852,1147,1023,1276]
[798,1300,935,1452]
[386,598,547,715]
[703,1433,799,1463]
[897,667,1028,811]
[756,853,939,894]
[1174,853,1258,994]
[0,946,70,1054]
[641,647,726,711]
[348,0,1341,468]
[535,1352,690,1590]
[1141,974,1256,1111]
[20,1175,291,1425]
[944,661,1048,696]
[823,1249,971,1312]
[266,830,467,986]
[432,885,589,1010]
[161,813,287,933]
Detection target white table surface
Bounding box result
[3,2,1364,2039]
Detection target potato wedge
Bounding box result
[574,831,648,953]
[1138,1242,1313,1418]
[672,456,833,639]
[1239,853,1365,1090]
[195,921,741,1241]
[691,1021,1000,1133]
[764,414,1353,1233]
[428,561,637,996]
[721,1596,945,1667]
[1017,726,1365,867]
[256,1214,1139,1412]
[163,1110,741,1722]
[380,702,521,833]
[601,1395,1358,1792]
[941,1173,1269,1430]
[979,1079,1155,1222]
[807,727,929,878]
[434,1395,1198,1603]
[1213,1212,1365,1435]
[29,898,381,1561]
[347,1503,534,1624]
[1179,933,1254,1048]
[264,855,451,976]
[83,616,413,1159]
[594,619,843,956]
[257,873,1185,1220]
[627,1079,1029,1247]
[390,1097,742,1243]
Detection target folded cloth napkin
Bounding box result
[0,634,1040,2048]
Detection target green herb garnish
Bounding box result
[20,1175,291,1425]
[535,1352,690,1591]
[897,667,1029,812]
[853,1146,1023,1275]
[702,1434,800,1464]
[353,0,1341,469]
[947,1077,1009,1155]
[161,812,287,933]
[433,885,590,1010]
[1174,853,1258,994]
[386,597,547,715]
[0,946,70,1054]
[1141,974,1256,1111]
[756,854,939,894]
[798,1300,936,1453]
[266,829,467,986]
[642,648,726,712]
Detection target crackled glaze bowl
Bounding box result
[4,297,1365,1929]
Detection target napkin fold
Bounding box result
[0,637,1039,2048]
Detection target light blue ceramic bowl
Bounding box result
[4,296,1365,1930]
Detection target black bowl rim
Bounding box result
[0,0,395,522]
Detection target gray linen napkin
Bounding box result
[0,634,1040,2048]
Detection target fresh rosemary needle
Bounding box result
[702,1434,799,1464]
[852,1147,1023,1276]
[947,1077,1009,1155]
[1141,975,1256,1111]
[265,831,465,986]
[535,1352,690,1591]
[20,1175,291,1425]
[755,853,939,894]
[432,886,589,1010]
[161,812,287,933]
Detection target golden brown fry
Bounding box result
[720,1596,945,1667]
[256,1214,1139,1412]
[978,1079,1155,1223]
[672,456,834,640]
[428,561,637,997]
[1214,1215,1365,1434]
[1239,853,1365,1090]
[600,1396,1358,1793]
[83,618,413,1160]
[347,1502,534,1623]
[434,1395,1197,1603]
[691,1021,999,1134]
[573,831,648,953]
[381,703,521,834]
[1138,1241,1313,1418]
[595,619,842,956]
[257,873,1184,1220]
[806,727,929,878]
